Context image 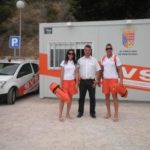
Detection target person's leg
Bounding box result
[102,79,111,118]
[112,94,119,122]
[66,95,73,119]
[66,80,76,119]
[88,80,96,117]
[110,79,119,122]
[104,94,111,119]
[78,80,87,116]
[59,100,65,121]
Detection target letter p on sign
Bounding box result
[12,38,18,46]
[9,36,20,49]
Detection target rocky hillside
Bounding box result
[0,0,73,57]
[1,0,150,58]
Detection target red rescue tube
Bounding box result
[50,82,71,103]
[116,84,128,98]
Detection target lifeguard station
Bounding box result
[39,19,150,101]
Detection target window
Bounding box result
[49,42,92,68]
[76,49,84,60]
[17,63,32,78]
[0,63,19,75]
[32,63,39,73]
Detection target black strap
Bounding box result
[100,65,104,79]
[115,61,119,73]
[121,89,127,97]
[52,85,60,93]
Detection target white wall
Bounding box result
[39,20,150,101]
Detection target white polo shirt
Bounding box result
[101,55,122,79]
[78,56,101,79]
[60,60,76,80]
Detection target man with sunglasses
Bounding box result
[77,45,101,118]
[99,43,123,122]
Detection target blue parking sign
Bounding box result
[9,36,20,49]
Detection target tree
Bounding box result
[70,0,150,21]
[0,0,16,23]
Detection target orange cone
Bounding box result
[49,82,71,103]
[116,84,128,98]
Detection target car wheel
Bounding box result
[7,88,16,105]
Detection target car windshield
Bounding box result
[0,63,19,75]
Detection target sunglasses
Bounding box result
[106,47,112,50]
[68,53,74,55]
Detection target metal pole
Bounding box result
[19,9,22,57]
[14,49,16,59]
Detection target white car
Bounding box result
[0,58,39,104]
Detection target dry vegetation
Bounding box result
[0,0,72,57]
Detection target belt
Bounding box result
[80,78,95,80]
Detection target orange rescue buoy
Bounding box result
[116,84,128,98]
[50,82,71,103]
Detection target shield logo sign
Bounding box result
[122,27,135,48]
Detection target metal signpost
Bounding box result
[9,36,20,58]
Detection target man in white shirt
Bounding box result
[77,45,101,118]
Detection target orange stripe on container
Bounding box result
[126,85,150,92]
[122,64,150,83]
[39,53,150,92]
[39,53,61,77]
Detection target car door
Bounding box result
[30,63,39,92]
[16,63,34,96]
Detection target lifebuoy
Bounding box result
[116,84,128,98]
[49,82,71,103]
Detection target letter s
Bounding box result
[140,70,150,82]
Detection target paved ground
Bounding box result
[0,94,150,150]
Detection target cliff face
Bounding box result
[0,0,72,57]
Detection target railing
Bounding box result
[0,56,39,63]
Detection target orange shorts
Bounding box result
[102,79,118,94]
[62,80,77,96]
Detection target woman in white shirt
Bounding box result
[100,43,123,122]
[59,49,78,121]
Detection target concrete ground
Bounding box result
[0,94,150,150]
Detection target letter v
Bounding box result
[122,67,137,78]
